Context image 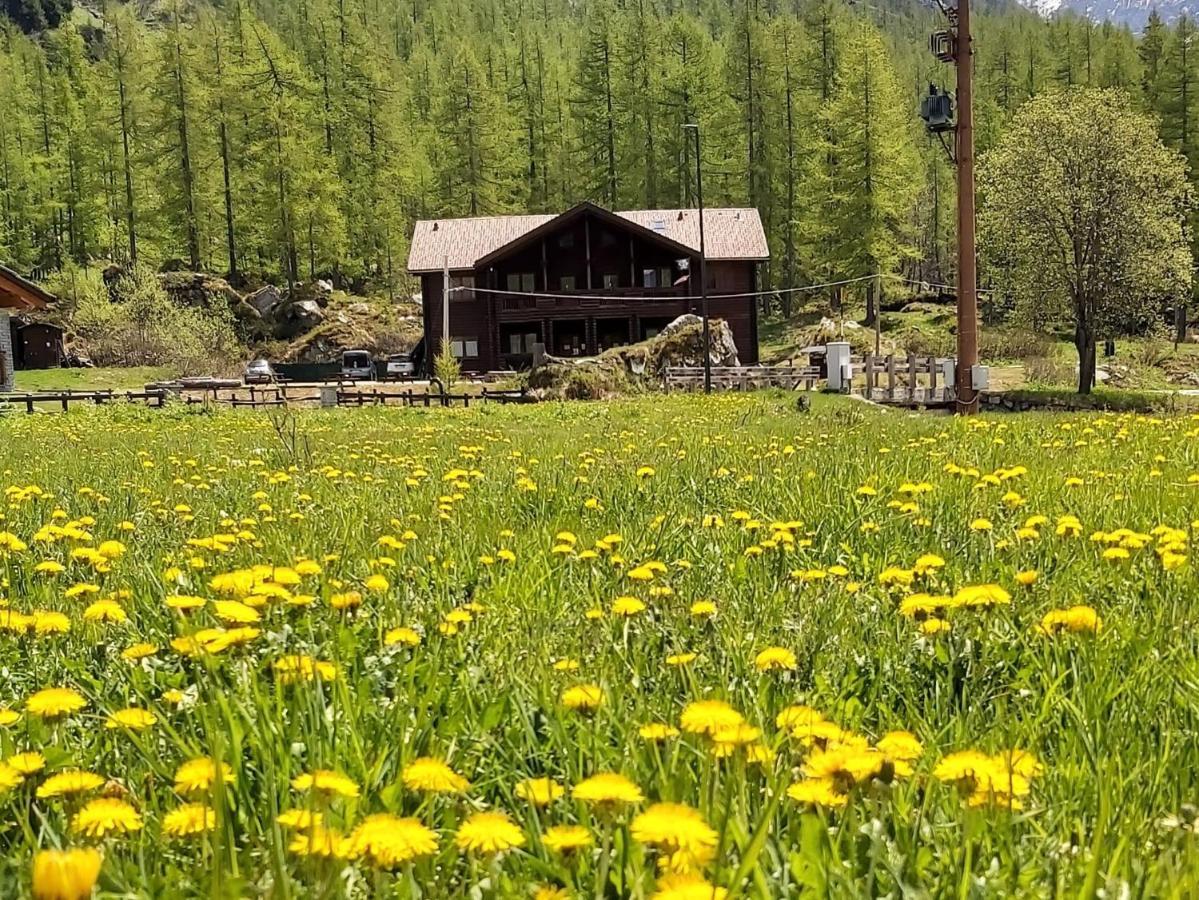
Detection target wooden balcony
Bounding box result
[496,287,689,317]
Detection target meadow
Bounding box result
[0,393,1197,898]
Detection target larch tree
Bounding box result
[822,27,919,325]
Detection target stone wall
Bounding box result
[0,311,13,392]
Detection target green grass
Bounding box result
[11,366,175,393]
[0,394,1198,896]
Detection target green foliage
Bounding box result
[3,0,1199,327]
[979,88,1193,394]
[62,262,241,373]
[433,341,460,388]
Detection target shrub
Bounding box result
[979,328,1055,362]
[434,343,461,389]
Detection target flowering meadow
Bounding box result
[1,394,1198,898]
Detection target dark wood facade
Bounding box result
[415,206,762,373]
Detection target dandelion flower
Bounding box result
[455,810,525,855]
[105,708,157,731]
[26,688,86,718]
[572,772,644,807]
[680,699,743,736]
[754,646,797,672]
[291,769,359,798]
[384,627,421,648]
[275,809,323,831]
[31,847,101,900]
[786,778,848,809]
[288,825,350,858]
[651,873,729,900]
[162,803,216,838]
[9,752,46,775]
[543,824,593,853]
[514,777,565,806]
[401,757,469,794]
[631,802,718,872]
[71,798,143,838]
[639,723,680,742]
[348,814,438,867]
[561,684,603,711]
[173,757,234,795]
[36,770,105,799]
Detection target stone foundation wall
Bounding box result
[0,311,13,392]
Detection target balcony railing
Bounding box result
[497,286,687,314]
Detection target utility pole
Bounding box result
[684,123,711,394]
[922,0,979,414]
[442,256,450,355]
[954,0,979,414]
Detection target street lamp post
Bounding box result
[683,123,711,394]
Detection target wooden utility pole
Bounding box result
[954,0,979,414]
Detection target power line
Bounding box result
[449,273,882,304]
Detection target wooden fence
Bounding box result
[664,365,824,392]
[858,354,954,405]
[663,356,955,406]
[181,384,531,410]
[0,389,168,414]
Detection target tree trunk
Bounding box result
[1075,324,1097,394]
[1176,301,1188,345]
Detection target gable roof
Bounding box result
[0,264,54,310]
[407,203,769,274]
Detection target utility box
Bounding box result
[940,359,956,396]
[825,342,852,392]
[971,364,990,392]
[319,385,338,408]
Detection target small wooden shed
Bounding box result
[0,265,56,391]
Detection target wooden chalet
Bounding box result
[0,265,56,392]
[406,201,769,372]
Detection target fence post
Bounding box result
[864,354,874,400]
[887,355,897,400]
[927,357,937,401]
[907,353,917,402]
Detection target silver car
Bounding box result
[244,359,276,384]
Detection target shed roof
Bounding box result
[407,203,769,273]
[0,264,54,309]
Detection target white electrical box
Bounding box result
[971,365,990,391]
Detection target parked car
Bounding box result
[385,352,415,378]
[340,350,376,381]
[244,359,277,384]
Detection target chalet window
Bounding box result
[642,268,658,288]
[508,332,539,354]
[660,267,673,288]
[506,272,536,293]
[449,275,475,299]
[601,273,619,290]
[559,276,576,292]
[451,338,480,358]
[558,233,574,249]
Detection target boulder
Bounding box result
[658,314,740,367]
[159,272,243,310]
[247,285,283,317]
[290,280,333,309]
[273,298,325,339]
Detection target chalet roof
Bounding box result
[407,203,769,274]
[0,264,54,310]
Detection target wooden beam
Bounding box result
[585,217,592,290]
